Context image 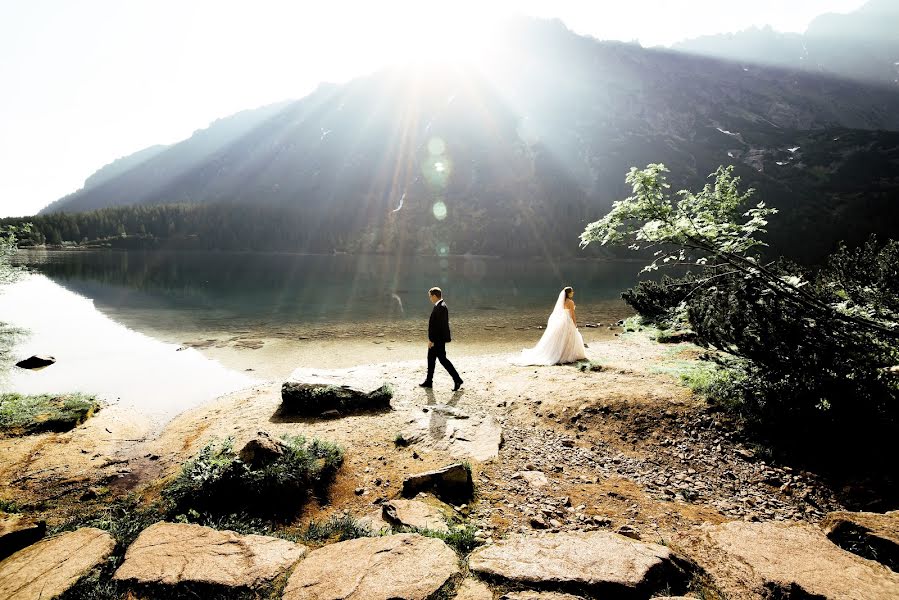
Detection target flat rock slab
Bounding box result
[822,510,899,571]
[280,379,392,416]
[0,514,46,560]
[402,463,473,504]
[283,533,459,600]
[400,407,503,461]
[0,527,115,600]
[455,578,493,600]
[469,531,683,597]
[113,522,306,588]
[360,499,449,533]
[675,521,899,600]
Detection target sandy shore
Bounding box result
[154,302,637,380]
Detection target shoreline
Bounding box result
[14,246,648,263]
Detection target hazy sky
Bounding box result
[0,0,868,217]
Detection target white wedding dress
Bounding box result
[512,290,586,365]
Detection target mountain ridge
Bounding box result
[22,15,899,262]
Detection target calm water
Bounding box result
[13,250,651,330]
[2,250,656,418]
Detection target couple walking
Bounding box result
[419,286,587,389]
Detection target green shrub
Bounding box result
[163,436,344,517]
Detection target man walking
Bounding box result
[420,287,463,391]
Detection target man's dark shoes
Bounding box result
[418,381,433,388]
[453,379,463,391]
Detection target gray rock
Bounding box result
[382,499,449,533]
[0,527,115,600]
[469,531,685,596]
[402,463,473,504]
[15,355,55,369]
[675,521,899,600]
[237,431,289,469]
[401,410,503,461]
[515,470,549,489]
[280,380,392,415]
[283,533,459,599]
[113,522,306,588]
[821,510,899,572]
[0,514,45,560]
[360,499,449,534]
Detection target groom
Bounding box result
[420,287,463,391]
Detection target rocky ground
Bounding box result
[1,327,898,598]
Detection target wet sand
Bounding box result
[156,301,637,379]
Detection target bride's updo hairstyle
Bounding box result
[563,286,573,299]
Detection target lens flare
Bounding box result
[432,201,448,221]
[428,137,446,156]
[422,155,452,188]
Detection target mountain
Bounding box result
[672,0,899,87]
[82,144,168,191]
[40,100,293,214]
[31,18,899,262]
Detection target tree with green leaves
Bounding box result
[580,163,897,338]
[581,164,899,435]
[0,224,30,286]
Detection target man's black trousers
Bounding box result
[426,342,461,384]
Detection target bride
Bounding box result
[512,287,586,365]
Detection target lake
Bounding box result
[2,250,656,420]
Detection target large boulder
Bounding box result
[280,380,393,416]
[238,431,289,469]
[402,463,474,504]
[360,499,449,534]
[283,533,459,600]
[821,510,899,572]
[15,355,55,369]
[0,514,45,559]
[468,531,685,597]
[675,521,899,600]
[113,522,306,588]
[0,527,115,600]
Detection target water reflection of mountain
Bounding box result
[24,251,649,327]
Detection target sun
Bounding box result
[378,3,499,68]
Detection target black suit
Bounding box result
[425,300,461,384]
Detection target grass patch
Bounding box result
[163,435,344,517]
[414,524,482,556]
[0,322,25,377]
[172,509,284,537]
[577,360,603,372]
[0,498,22,513]
[0,392,100,437]
[393,432,410,447]
[302,514,373,544]
[50,495,162,549]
